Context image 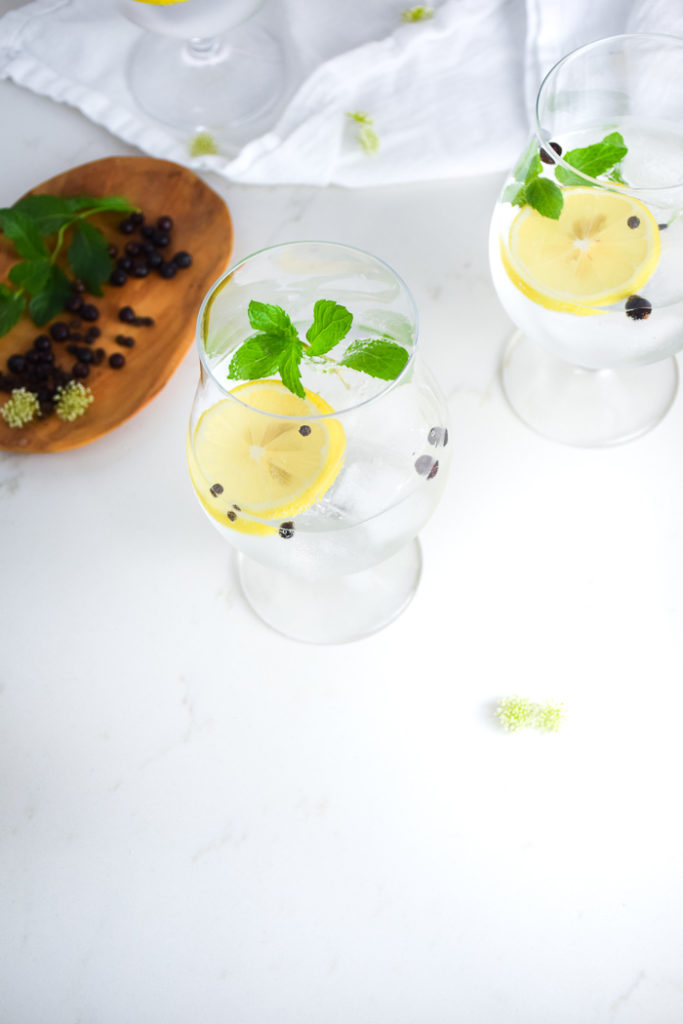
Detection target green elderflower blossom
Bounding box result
[497,696,536,732]
[497,696,566,733]
[1,387,40,428]
[189,131,220,157]
[401,6,434,21]
[535,701,566,733]
[346,111,380,155]
[54,381,94,422]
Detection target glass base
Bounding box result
[237,539,423,645]
[501,331,679,447]
[126,22,285,148]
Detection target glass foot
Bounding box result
[501,331,679,447]
[126,22,285,148]
[237,539,423,645]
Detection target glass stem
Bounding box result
[185,37,225,63]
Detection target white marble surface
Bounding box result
[2,5,683,1023]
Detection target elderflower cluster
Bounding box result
[54,381,94,422]
[346,111,380,155]
[189,130,220,157]
[401,5,434,21]
[497,696,566,733]
[1,387,40,428]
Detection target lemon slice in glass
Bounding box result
[188,379,346,535]
[502,187,661,314]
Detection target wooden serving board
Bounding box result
[0,156,233,453]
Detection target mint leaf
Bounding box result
[555,132,628,186]
[228,334,284,381]
[248,300,297,338]
[0,284,26,337]
[306,300,353,355]
[340,339,409,380]
[66,220,112,297]
[10,195,76,235]
[279,337,305,398]
[607,166,627,185]
[66,194,138,215]
[0,208,49,260]
[502,183,526,207]
[525,177,563,220]
[513,140,542,183]
[27,265,71,325]
[8,258,52,295]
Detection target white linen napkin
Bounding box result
[0,0,680,186]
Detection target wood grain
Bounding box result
[0,156,233,453]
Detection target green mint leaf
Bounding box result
[524,153,543,185]
[555,132,628,186]
[8,258,53,295]
[66,194,138,215]
[10,195,76,235]
[228,334,284,381]
[0,208,49,260]
[66,220,113,297]
[0,284,26,338]
[606,166,627,185]
[27,265,71,325]
[248,300,297,338]
[279,337,305,398]
[525,177,564,219]
[306,300,353,355]
[513,140,542,184]
[502,183,527,207]
[340,339,409,380]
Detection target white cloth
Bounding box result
[0,0,680,186]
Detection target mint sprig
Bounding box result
[554,131,627,187]
[0,192,138,338]
[504,132,629,219]
[227,299,410,398]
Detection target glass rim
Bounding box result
[195,239,419,421]
[534,31,683,193]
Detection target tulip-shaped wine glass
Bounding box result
[489,33,683,446]
[118,0,285,149]
[187,242,451,644]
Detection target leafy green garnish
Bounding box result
[554,131,627,186]
[306,299,353,355]
[340,339,410,379]
[227,299,410,398]
[27,265,72,326]
[504,139,563,219]
[0,192,138,339]
[504,132,629,219]
[524,176,564,220]
[0,284,26,336]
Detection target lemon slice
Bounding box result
[188,379,345,535]
[502,187,660,314]
[131,0,189,5]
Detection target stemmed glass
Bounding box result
[187,242,451,644]
[117,0,285,150]
[489,34,683,446]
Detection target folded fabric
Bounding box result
[0,0,680,187]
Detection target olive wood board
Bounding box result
[0,156,233,453]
